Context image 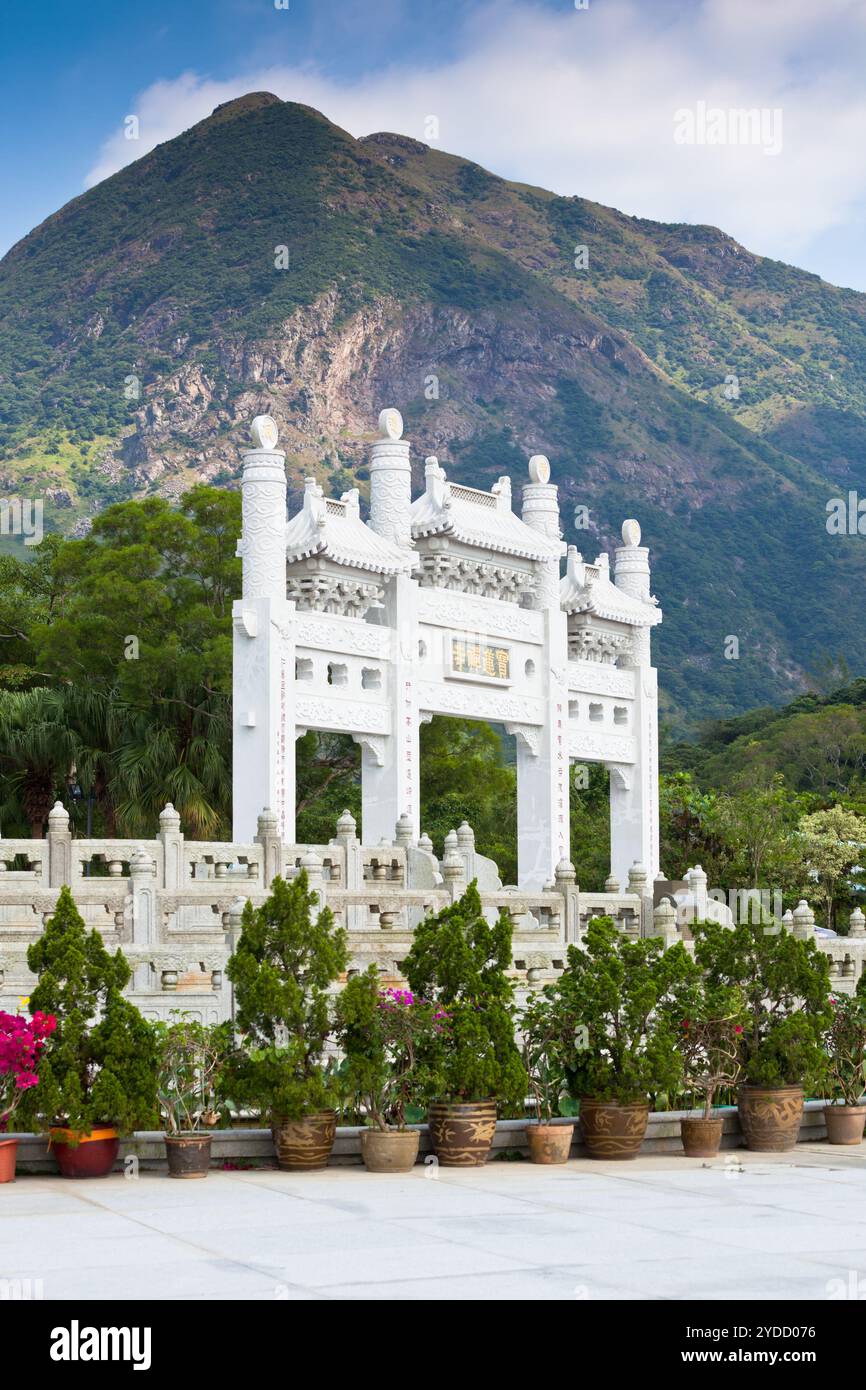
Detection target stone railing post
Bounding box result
[395,813,414,849]
[158,803,183,889]
[442,848,466,902]
[792,900,816,940]
[301,849,326,908]
[652,897,678,946]
[627,862,653,936]
[255,807,282,889]
[226,897,247,1026]
[554,858,579,942]
[129,849,156,992]
[47,801,71,889]
[849,907,866,938]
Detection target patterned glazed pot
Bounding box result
[681,1116,724,1158]
[428,1101,497,1166]
[526,1122,574,1165]
[579,1099,649,1160]
[824,1103,866,1146]
[164,1134,212,1178]
[737,1085,804,1152]
[272,1110,337,1171]
[359,1128,420,1173]
[50,1126,119,1178]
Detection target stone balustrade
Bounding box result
[1,806,860,1020]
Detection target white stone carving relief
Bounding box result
[417,680,542,724]
[352,734,387,767]
[568,730,636,763]
[568,662,635,699]
[296,617,389,658]
[418,593,543,643]
[505,723,541,757]
[295,697,391,734]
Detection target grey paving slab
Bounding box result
[3,1154,866,1301]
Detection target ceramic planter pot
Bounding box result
[737,1085,804,1152]
[681,1116,724,1158]
[272,1110,336,1171]
[428,1101,497,1166]
[359,1128,420,1173]
[579,1099,649,1160]
[0,1138,18,1184]
[824,1103,866,1145]
[50,1126,119,1178]
[165,1133,212,1178]
[526,1122,574,1165]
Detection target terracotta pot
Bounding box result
[681,1115,724,1158]
[50,1126,119,1178]
[824,1103,866,1145]
[0,1138,18,1184]
[359,1128,420,1173]
[428,1100,497,1167]
[272,1111,336,1171]
[737,1085,804,1152]
[526,1122,574,1165]
[165,1133,212,1178]
[579,1099,649,1160]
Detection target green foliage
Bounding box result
[542,916,700,1104]
[692,915,831,1089]
[334,969,440,1129]
[402,882,526,1107]
[822,993,866,1106]
[224,872,348,1120]
[520,991,571,1123]
[22,886,158,1134]
[154,1016,232,1134]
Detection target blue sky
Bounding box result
[2,0,866,290]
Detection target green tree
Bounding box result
[22,886,159,1134]
[224,872,348,1120]
[402,881,526,1108]
[542,916,699,1105]
[798,805,866,930]
[692,914,831,1089]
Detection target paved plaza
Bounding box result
[3,1144,866,1301]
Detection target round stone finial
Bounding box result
[621,518,641,547]
[250,415,279,450]
[378,408,404,441]
[528,455,550,484]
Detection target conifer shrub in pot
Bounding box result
[335,967,440,1173]
[678,987,745,1158]
[156,1017,230,1178]
[402,882,526,1166]
[225,872,348,1171]
[692,915,831,1153]
[543,916,698,1160]
[520,993,573,1164]
[0,1009,56,1183]
[822,993,866,1144]
[20,887,159,1178]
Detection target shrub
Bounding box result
[402,882,526,1108]
[542,916,699,1105]
[224,872,348,1121]
[692,915,831,1089]
[0,1010,56,1127]
[334,968,441,1130]
[22,885,159,1134]
[823,994,866,1106]
[155,1017,232,1134]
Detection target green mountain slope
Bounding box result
[1,92,864,731]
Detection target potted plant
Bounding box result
[335,968,440,1173]
[692,914,831,1152]
[21,886,159,1177]
[822,994,866,1144]
[678,987,745,1158]
[402,882,526,1166]
[155,1017,230,1178]
[545,916,698,1160]
[520,992,573,1164]
[0,1009,56,1183]
[225,872,348,1171]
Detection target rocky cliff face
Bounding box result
[2,93,865,727]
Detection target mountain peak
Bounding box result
[209,92,283,120]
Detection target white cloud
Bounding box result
[84,0,866,287]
